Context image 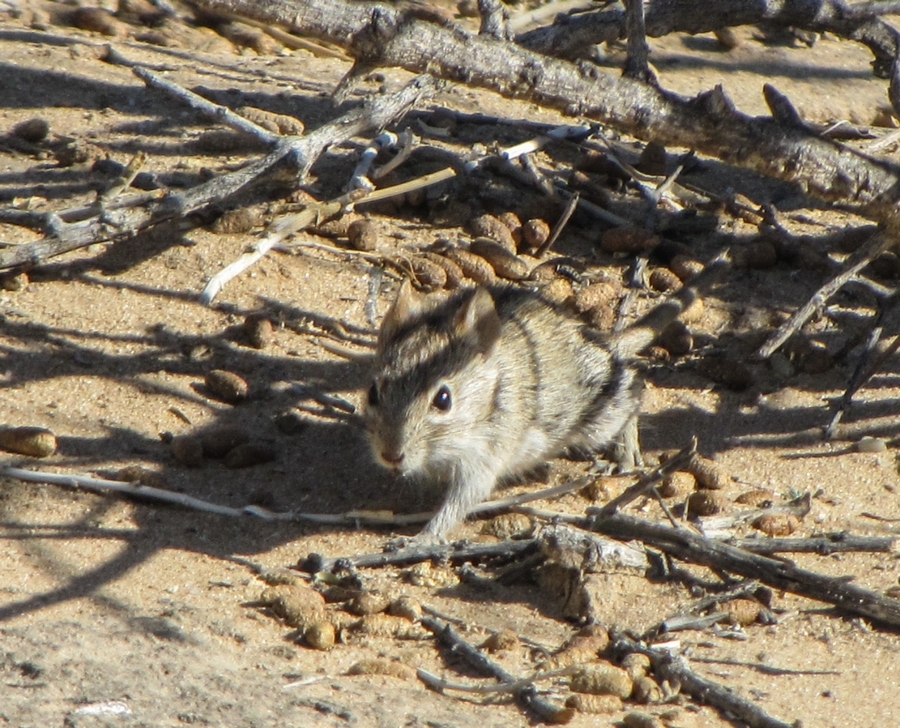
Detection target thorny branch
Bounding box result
[193,0,900,231]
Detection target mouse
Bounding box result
[363,254,726,540]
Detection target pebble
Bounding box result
[243,313,273,349]
[11,117,49,143]
[857,436,887,453]
[347,218,378,251]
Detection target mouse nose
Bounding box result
[381,450,405,468]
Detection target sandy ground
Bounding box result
[1,2,900,727]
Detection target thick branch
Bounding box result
[193,0,900,229]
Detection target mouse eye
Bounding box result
[431,384,452,412]
[367,382,379,407]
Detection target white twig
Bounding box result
[349,131,398,192]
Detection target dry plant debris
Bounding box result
[2,0,900,726]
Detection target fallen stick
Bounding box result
[419,613,573,724]
[610,632,796,728]
[589,511,900,628]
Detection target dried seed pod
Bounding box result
[623,711,665,728]
[303,620,336,650]
[669,255,704,282]
[11,117,49,143]
[443,247,497,285]
[469,237,528,280]
[347,658,416,680]
[734,488,775,507]
[469,213,517,253]
[721,598,761,626]
[347,218,378,251]
[205,369,249,403]
[172,435,203,467]
[687,490,728,516]
[586,303,617,330]
[237,106,304,135]
[632,675,664,704]
[409,256,447,290]
[243,313,273,349]
[658,471,695,499]
[0,270,28,291]
[680,296,704,324]
[404,561,459,588]
[736,240,778,269]
[224,443,277,468]
[574,281,618,314]
[637,141,667,176]
[0,426,56,458]
[71,6,120,35]
[601,227,659,254]
[522,218,551,253]
[315,213,359,238]
[540,278,574,306]
[480,512,534,539]
[570,664,633,698]
[656,321,692,356]
[387,595,422,621]
[481,628,519,653]
[621,652,652,681]
[497,211,523,247]
[528,256,583,281]
[581,475,633,503]
[211,207,264,234]
[648,267,681,293]
[420,251,464,289]
[697,357,754,391]
[686,453,730,490]
[346,591,391,616]
[350,613,423,638]
[260,584,326,629]
[715,27,741,49]
[566,693,623,714]
[753,513,800,536]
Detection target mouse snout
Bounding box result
[380,450,405,469]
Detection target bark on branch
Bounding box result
[192,0,900,231]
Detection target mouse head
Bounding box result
[364,280,501,476]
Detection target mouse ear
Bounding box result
[381,278,421,340]
[454,287,500,353]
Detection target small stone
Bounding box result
[481,512,534,539]
[243,313,273,349]
[10,118,49,143]
[205,369,249,403]
[303,620,336,650]
[200,426,250,458]
[600,227,659,254]
[224,443,277,468]
[172,435,203,467]
[857,436,888,453]
[347,218,378,251]
[0,426,56,458]
[715,27,741,49]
